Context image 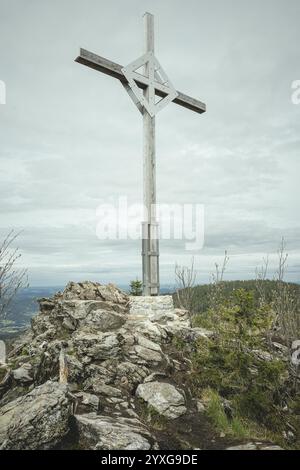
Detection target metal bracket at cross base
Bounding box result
[142,221,159,295]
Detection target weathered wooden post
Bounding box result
[0,340,6,365]
[75,12,206,296]
[59,347,68,384]
[141,13,159,296]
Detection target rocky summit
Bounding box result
[0,282,282,450]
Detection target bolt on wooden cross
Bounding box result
[75,12,206,296]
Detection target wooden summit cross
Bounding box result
[75,12,206,296]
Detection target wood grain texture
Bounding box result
[75,16,206,296]
[143,13,159,295]
[75,48,206,114]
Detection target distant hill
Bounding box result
[0,284,173,340]
[0,287,62,340]
[174,279,300,314]
[3,280,297,340]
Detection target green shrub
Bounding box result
[203,388,256,439]
[178,280,299,447]
[130,279,143,296]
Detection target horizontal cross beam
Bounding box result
[75,48,206,115]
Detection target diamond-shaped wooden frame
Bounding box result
[122,52,178,117]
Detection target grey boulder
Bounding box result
[136,381,186,419]
[226,442,283,450]
[75,412,154,450]
[0,381,72,450]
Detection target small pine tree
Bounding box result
[130,279,143,296]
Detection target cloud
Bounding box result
[0,0,299,286]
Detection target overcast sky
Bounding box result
[0,0,299,287]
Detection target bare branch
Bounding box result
[0,230,28,319]
[272,238,300,391]
[255,255,269,306]
[175,257,197,312]
[210,251,230,310]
